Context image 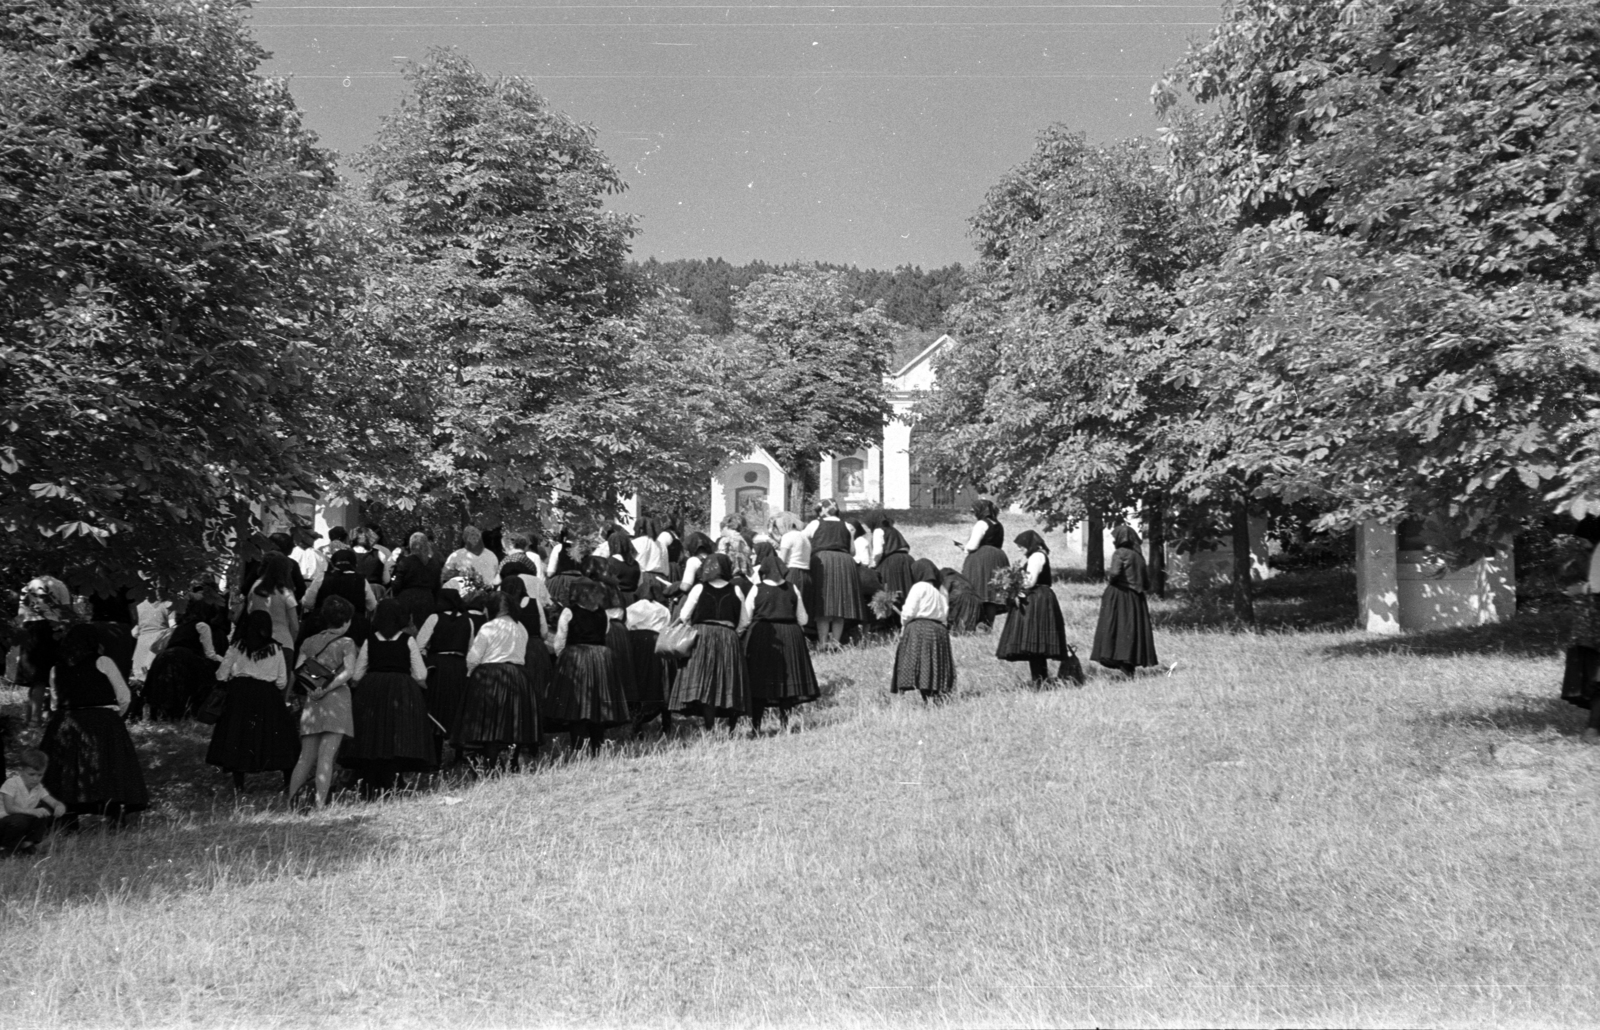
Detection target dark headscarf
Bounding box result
[684,531,715,558]
[1111,524,1151,593]
[878,519,910,557]
[607,529,637,567]
[910,559,942,588]
[754,541,786,583]
[1014,530,1048,555]
[699,553,733,584]
[436,587,466,614]
[570,577,607,612]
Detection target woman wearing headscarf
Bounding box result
[343,599,435,796]
[657,516,685,584]
[605,528,642,606]
[143,596,224,720]
[873,517,915,605]
[995,531,1072,686]
[669,554,750,731]
[43,623,150,820]
[941,568,983,635]
[1090,524,1159,676]
[959,499,1010,631]
[741,546,818,734]
[804,500,865,648]
[891,560,957,701]
[457,588,542,769]
[551,577,631,753]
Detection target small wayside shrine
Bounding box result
[708,446,798,530]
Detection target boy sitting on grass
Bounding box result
[2,749,67,856]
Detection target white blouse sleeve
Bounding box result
[415,613,440,653]
[96,656,131,709]
[1023,551,1047,589]
[738,586,757,632]
[794,585,810,628]
[872,528,886,562]
[352,641,371,682]
[679,584,704,624]
[964,521,988,553]
[466,628,489,674]
[553,609,573,656]
[407,638,428,682]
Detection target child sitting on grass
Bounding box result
[2,750,67,856]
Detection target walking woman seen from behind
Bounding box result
[805,499,864,648]
[1090,524,1159,676]
[959,499,1009,631]
[289,596,359,809]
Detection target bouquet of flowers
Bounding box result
[869,588,902,621]
[989,565,1028,606]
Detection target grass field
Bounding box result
[3,520,1599,1028]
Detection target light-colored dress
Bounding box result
[296,632,358,737]
[130,599,172,683]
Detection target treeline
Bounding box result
[635,258,965,334]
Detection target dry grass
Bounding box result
[3,519,1599,1028]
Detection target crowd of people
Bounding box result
[1,502,1161,855]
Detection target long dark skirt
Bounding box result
[670,624,750,718]
[878,552,915,604]
[456,662,540,747]
[143,646,218,720]
[628,630,670,714]
[606,620,640,708]
[892,619,957,697]
[43,707,150,812]
[426,654,470,740]
[552,644,631,728]
[997,585,1070,661]
[1090,584,1159,669]
[206,676,299,774]
[948,593,983,635]
[395,586,436,631]
[785,567,815,621]
[343,671,435,771]
[962,545,1009,604]
[810,550,865,621]
[745,621,819,707]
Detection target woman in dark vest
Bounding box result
[1090,524,1160,676]
[996,531,1072,686]
[605,528,642,606]
[143,600,224,720]
[307,549,375,645]
[959,499,1010,631]
[874,516,915,606]
[390,531,439,631]
[741,549,818,734]
[417,587,477,757]
[342,599,435,797]
[550,577,630,752]
[805,500,864,649]
[669,554,751,731]
[208,611,299,790]
[43,624,149,821]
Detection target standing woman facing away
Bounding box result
[457,588,541,768]
[677,531,716,596]
[632,516,668,579]
[550,577,630,753]
[891,560,957,702]
[1090,524,1159,677]
[390,532,439,631]
[288,596,359,809]
[805,500,865,648]
[342,599,435,796]
[43,624,150,822]
[246,552,300,670]
[995,531,1073,687]
[669,554,751,732]
[208,611,299,791]
[959,499,1010,632]
[741,549,818,734]
[416,587,477,759]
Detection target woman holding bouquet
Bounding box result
[995,531,1072,687]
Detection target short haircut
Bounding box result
[14,748,48,772]
[327,526,349,542]
[507,532,531,551]
[319,595,355,627]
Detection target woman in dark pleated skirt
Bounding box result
[207,612,299,790]
[1090,524,1160,675]
[806,501,864,647]
[418,588,476,751]
[891,560,958,701]
[669,554,750,730]
[43,625,150,819]
[142,608,222,720]
[623,574,675,734]
[457,589,541,768]
[942,568,983,635]
[742,552,819,733]
[960,499,1010,631]
[343,600,436,795]
[874,517,915,605]
[996,531,1072,686]
[549,577,629,752]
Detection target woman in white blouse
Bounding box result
[890,560,957,701]
[207,611,299,791]
[456,589,541,769]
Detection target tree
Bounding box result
[0,0,353,592]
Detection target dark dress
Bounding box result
[996,554,1070,661]
[893,619,958,697]
[745,583,820,709]
[552,607,631,728]
[876,529,915,603]
[628,624,672,718]
[343,637,435,772]
[317,569,371,645]
[961,519,1010,628]
[607,557,642,606]
[944,572,983,635]
[391,555,438,629]
[143,621,219,719]
[424,612,475,738]
[1091,547,1159,670]
[670,582,750,718]
[607,616,640,710]
[808,519,865,622]
[43,661,150,812]
[207,651,300,775]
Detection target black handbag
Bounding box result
[293,638,341,697]
[194,685,228,724]
[1060,645,1086,686]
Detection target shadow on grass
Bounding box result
[1152,567,1358,634]
[1428,694,1587,736]
[1321,609,1566,659]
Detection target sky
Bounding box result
[246,0,1222,269]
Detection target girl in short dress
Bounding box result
[891,560,957,701]
[959,499,1010,631]
[741,550,818,733]
[996,531,1072,686]
[288,596,359,808]
[669,554,750,731]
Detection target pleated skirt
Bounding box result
[878,552,914,603]
[947,594,983,635]
[455,662,541,747]
[785,567,815,620]
[996,585,1070,661]
[745,621,819,706]
[552,644,631,728]
[962,545,1010,606]
[1090,584,1160,668]
[43,708,150,811]
[206,676,300,773]
[628,630,670,712]
[142,646,217,720]
[810,550,865,621]
[426,654,470,738]
[606,620,640,707]
[343,671,436,771]
[892,619,957,696]
[670,624,750,717]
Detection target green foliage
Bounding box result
[0,0,352,591]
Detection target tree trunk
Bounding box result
[1086,512,1105,580]
[1145,503,1166,598]
[1230,499,1255,623]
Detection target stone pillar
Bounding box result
[708,473,727,532]
[865,445,883,507]
[882,422,912,509]
[768,463,787,525]
[819,454,837,502]
[1356,521,1401,635]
